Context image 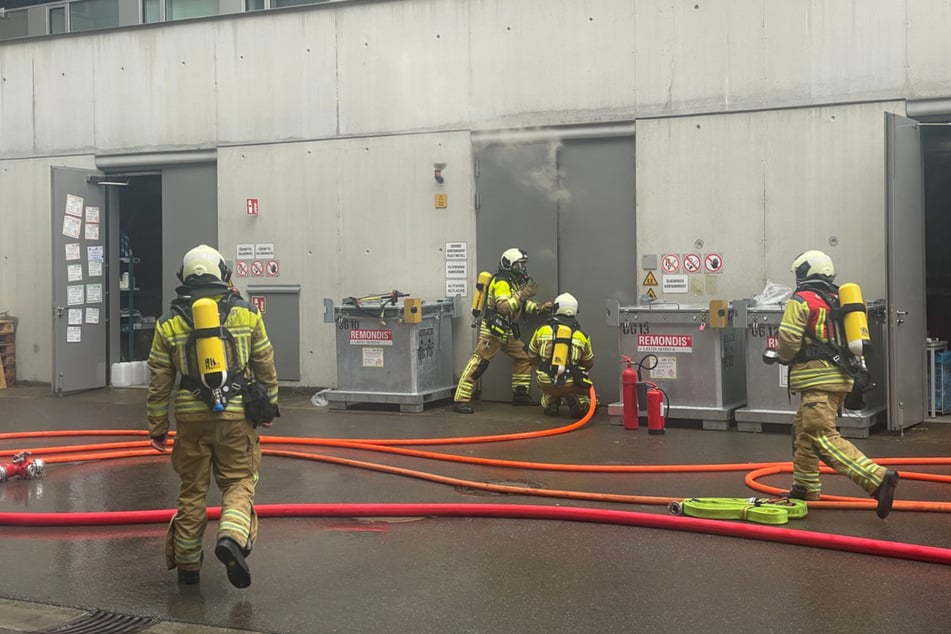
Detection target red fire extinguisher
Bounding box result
[645,382,666,435]
[621,355,639,430]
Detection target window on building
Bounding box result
[165,0,218,21]
[143,0,161,23]
[246,0,266,10]
[49,5,67,33]
[69,0,119,32]
[272,0,331,7]
[0,9,29,40]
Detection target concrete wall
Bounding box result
[636,100,904,304]
[1,0,949,385]
[2,0,948,156]
[217,131,474,387]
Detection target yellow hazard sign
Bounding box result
[646,288,657,299]
[643,271,658,286]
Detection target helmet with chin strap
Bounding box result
[177,244,232,284]
[499,248,529,281]
[553,292,579,317]
[791,250,835,285]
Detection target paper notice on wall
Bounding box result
[68,308,83,325]
[86,283,103,303]
[85,206,100,223]
[62,215,82,239]
[67,285,84,305]
[66,326,81,343]
[84,223,99,241]
[88,260,103,277]
[85,307,100,324]
[65,243,81,261]
[67,264,83,282]
[65,194,84,217]
[87,246,104,261]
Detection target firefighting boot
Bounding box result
[453,401,474,414]
[215,537,251,589]
[565,395,584,418]
[543,398,560,417]
[512,386,537,406]
[872,470,900,519]
[784,484,820,501]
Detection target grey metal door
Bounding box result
[885,112,927,430]
[558,138,637,404]
[473,136,637,404]
[51,166,108,393]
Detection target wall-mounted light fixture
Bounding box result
[434,162,447,184]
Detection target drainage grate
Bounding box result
[455,478,547,496]
[34,609,157,634]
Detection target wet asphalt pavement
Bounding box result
[1,384,950,633]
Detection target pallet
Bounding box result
[0,320,15,390]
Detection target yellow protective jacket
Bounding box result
[527,318,594,386]
[480,273,544,338]
[147,288,278,437]
[777,288,853,392]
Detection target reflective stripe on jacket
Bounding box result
[147,294,278,436]
[777,290,852,392]
[527,322,594,385]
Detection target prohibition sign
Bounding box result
[250,260,265,277]
[683,253,702,273]
[234,260,250,278]
[661,253,680,273]
[704,253,723,273]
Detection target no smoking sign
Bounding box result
[250,260,265,277]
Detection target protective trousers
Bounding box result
[165,419,261,572]
[454,331,532,403]
[791,388,886,499]
[538,383,591,412]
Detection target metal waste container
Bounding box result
[323,295,461,412]
[607,301,746,430]
[733,299,886,438]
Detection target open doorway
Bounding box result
[924,124,951,341]
[117,175,163,361]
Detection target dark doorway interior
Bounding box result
[923,124,951,342]
[117,175,162,361]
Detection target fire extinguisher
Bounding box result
[620,355,639,430]
[0,451,46,482]
[645,382,667,435]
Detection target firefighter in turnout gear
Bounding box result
[147,245,279,587]
[527,293,595,418]
[776,250,898,518]
[454,248,552,414]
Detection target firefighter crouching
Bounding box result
[527,292,595,418]
[774,250,898,518]
[147,245,280,587]
[453,248,552,414]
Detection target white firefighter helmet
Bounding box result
[500,247,528,272]
[791,250,835,282]
[179,244,231,283]
[553,292,579,317]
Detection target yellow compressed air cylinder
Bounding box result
[551,324,572,377]
[192,297,228,393]
[471,271,492,317]
[838,282,870,356]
